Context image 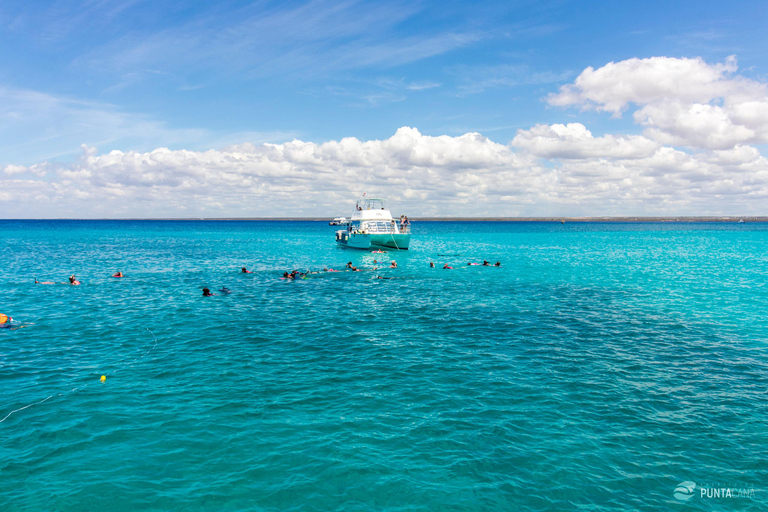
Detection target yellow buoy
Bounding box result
[100,375,106,383]
[0,314,9,325]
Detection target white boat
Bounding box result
[335,197,411,250]
[329,217,348,225]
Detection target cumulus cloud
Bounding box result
[2,126,768,218]
[548,55,768,150]
[511,123,659,159]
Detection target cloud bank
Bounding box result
[3,56,768,218]
[548,55,768,149]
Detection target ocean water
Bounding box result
[1,220,766,511]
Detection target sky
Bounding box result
[2,0,768,218]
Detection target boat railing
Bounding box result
[351,223,411,234]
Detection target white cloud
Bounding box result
[511,123,659,159]
[3,164,27,176]
[548,55,768,150]
[3,126,768,218]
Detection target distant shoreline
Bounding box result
[3,217,767,222]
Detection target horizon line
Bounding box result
[1,216,766,222]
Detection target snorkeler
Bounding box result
[494,262,501,267]
[219,287,232,295]
[112,271,123,278]
[34,278,55,284]
[443,264,453,269]
[69,275,81,285]
[482,260,490,266]
[345,262,354,269]
[390,261,397,268]
[0,313,29,331]
[241,267,252,273]
[430,262,435,268]
[202,288,215,297]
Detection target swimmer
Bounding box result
[202,287,215,297]
[34,278,55,285]
[430,262,435,268]
[376,275,391,280]
[468,262,480,266]
[241,267,252,273]
[112,271,123,278]
[494,261,501,267]
[346,262,354,269]
[390,261,397,268]
[0,314,26,330]
[443,264,453,269]
[219,287,232,295]
[483,260,490,266]
[282,272,290,279]
[69,275,81,285]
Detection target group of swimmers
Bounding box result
[34,271,124,286]
[430,259,501,269]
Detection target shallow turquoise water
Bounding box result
[1,220,767,510]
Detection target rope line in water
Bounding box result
[0,328,158,424]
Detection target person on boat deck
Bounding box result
[202,287,214,296]
[494,261,501,267]
[390,261,397,268]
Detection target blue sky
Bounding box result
[2,0,768,217]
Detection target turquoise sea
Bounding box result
[1,220,766,511]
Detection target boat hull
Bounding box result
[336,231,410,250]
[370,233,410,250]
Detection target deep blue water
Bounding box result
[1,220,766,511]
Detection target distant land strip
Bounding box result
[18,216,768,222]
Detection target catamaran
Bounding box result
[335,197,411,250]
